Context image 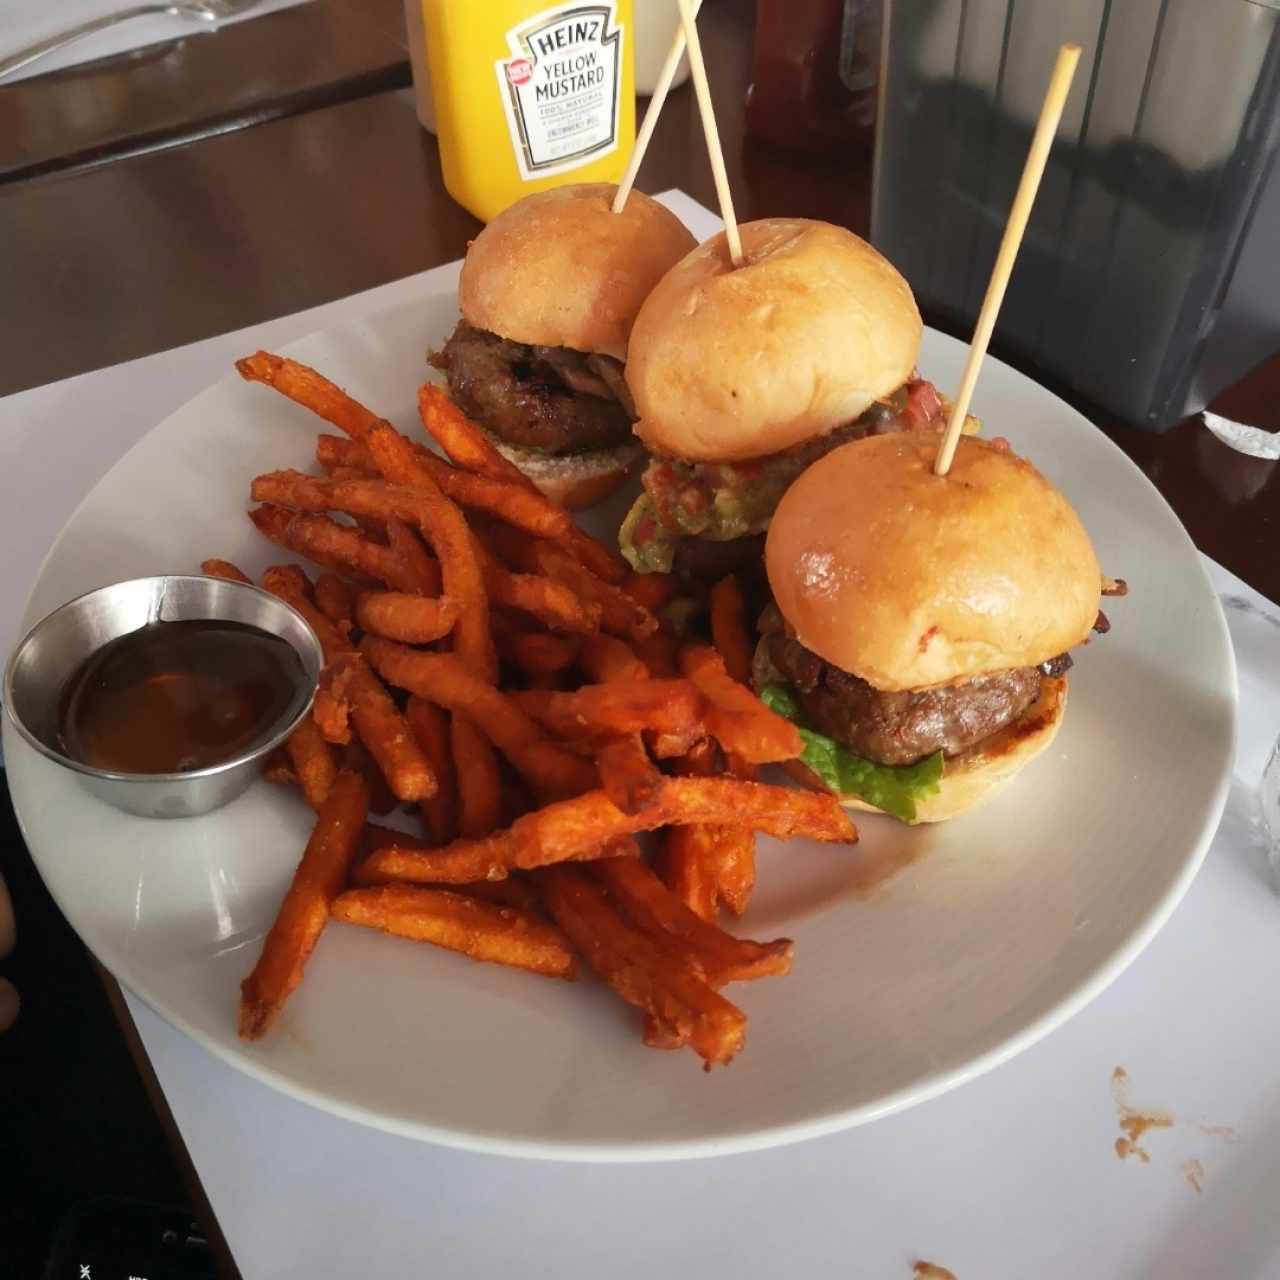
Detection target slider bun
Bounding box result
[482,433,645,510]
[627,218,922,462]
[766,434,1102,691]
[458,185,697,361]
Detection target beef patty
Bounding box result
[436,322,634,456]
[764,630,1044,766]
[671,532,766,582]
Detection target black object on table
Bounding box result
[873,0,1280,430]
[0,769,237,1279]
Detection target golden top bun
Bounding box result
[626,219,921,462]
[801,676,1068,823]
[458,185,697,361]
[766,435,1101,691]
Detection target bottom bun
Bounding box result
[485,432,645,510]
[787,676,1068,824]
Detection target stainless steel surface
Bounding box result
[3,575,322,819]
[0,0,261,82]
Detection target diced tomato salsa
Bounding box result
[621,377,971,574]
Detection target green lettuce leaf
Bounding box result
[760,684,943,824]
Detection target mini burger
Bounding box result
[755,433,1105,823]
[620,218,973,578]
[432,184,697,509]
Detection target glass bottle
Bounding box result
[745,0,880,155]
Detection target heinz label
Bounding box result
[496,3,625,180]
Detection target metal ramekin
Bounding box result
[3,575,323,819]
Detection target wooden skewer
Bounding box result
[933,42,1081,477]
[612,1,703,215]
[674,0,743,266]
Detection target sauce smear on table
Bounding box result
[913,1263,958,1280]
[1110,1066,1173,1163]
[60,619,301,774]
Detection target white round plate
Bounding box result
[4,296,1235,1161]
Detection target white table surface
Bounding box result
[3,193,1279,1279]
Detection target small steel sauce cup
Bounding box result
[3,575,323,819]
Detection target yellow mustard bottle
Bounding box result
[421,0,636,224]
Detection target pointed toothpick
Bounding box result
[934,43,1081,476]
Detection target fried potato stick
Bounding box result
[483,523,654,641]
[417,385,533,485]
[657,823,721,923]
[473,537,600,633]
[596,734,663,815]
[239,768,370,1039]
[355,591,460,644]
[252,470,494,682]
[201,558,252,584]
[663,735,758,920]
[417,386,627,583]
[709,575,753,685]
[331,884,576,980]
[512,680,703,740]
[314,573,356,627]
[679,644,803,764]
[236,352,381,441]
[452,715,503,838]
[260,566,435,800]
[361,777,857,885]
[284,714,339,812]
[321,654,438,802]
[578,633,648,684]
[539,866,746,1067]
[620,570,676,613]
[404,697,458,845]
[384,517,443,596]
[591,857,790,984]
[531,542,656,643]
[250,505,414,591]
[361,638,597,799]
[318,425,574,541]
[501,631,581,675]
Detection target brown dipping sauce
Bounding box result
[59,619,303,774]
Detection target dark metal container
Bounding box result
[872,0,1280,429]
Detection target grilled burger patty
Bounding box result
[671,533,767,582]
[435,322,634,456]
[762,630,1047,767]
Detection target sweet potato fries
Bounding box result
[218,352,857,1066]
